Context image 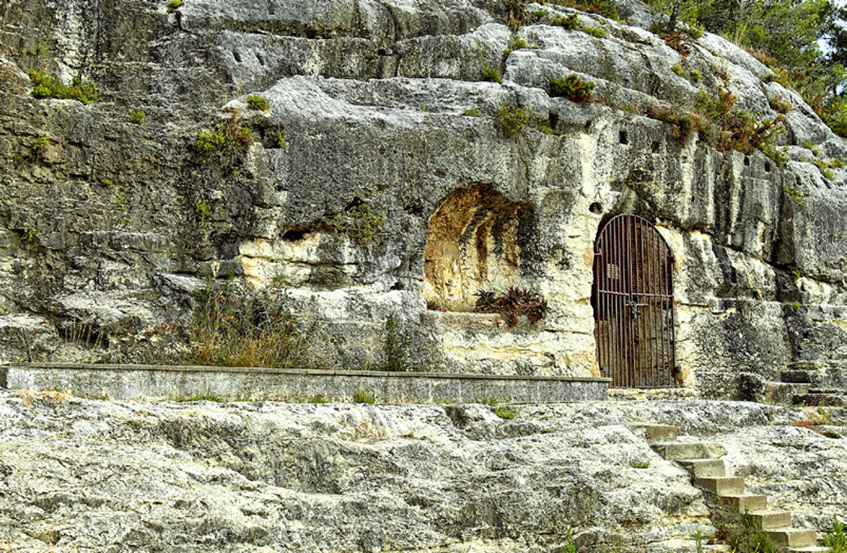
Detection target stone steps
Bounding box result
[635,424,828,552]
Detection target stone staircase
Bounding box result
[634,424,829,552]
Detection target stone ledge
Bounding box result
[2,363,610,404]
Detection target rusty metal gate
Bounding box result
[593,214,677,388]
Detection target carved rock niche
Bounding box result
[424,185,534,311]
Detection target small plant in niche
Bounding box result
[246,95,270,111]
[167,0,183,12]
[28,70,100,104]
[475,287,548,326]
[783,184,807,206]
[494,405,521,419]
[476,41,503,84]
[193,111,255,171]
[195,199,211,229]
[552,13,580,30]
[549,74,595,102]
[463,106,481,117]
[334,191,386,246]
[496,104,532,137]
[128,109,146,125]
[353,389,376,404]
[16,136,50,164]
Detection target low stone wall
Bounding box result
[1,363,610,403]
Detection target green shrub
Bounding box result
[482,67,503,83]
[28,70,100,104]
[824,516,847,553]
[275,131,286,149]
[334,193,386,246]
[783,184,807,206]
[583,24,608,37]
[552,13,581,30]
[193,112,255,171]
[17,136,50,164]
[195,199,211,228]
[187,279,320,369]
[494,405,521,419]
[549,74,595,102]
[507,35,529,52]
[562,529,577,553]
[246,95,270,111]
[128,109,145,125]
[353,389,376,404]
[497,104,532,137]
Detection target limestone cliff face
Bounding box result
[1,0,846,396]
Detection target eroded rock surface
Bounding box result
[1,393,844,552]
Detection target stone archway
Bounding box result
[424,185,534,310]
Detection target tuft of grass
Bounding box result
[246,95,270,111]
[783,184,807,207]
[629,459,650,468]
[167,0,183,12]
[308,394,328,404]
[17,136,50,164]
[497,104,532,137]
[474,393,501,406]
[187,279,323,369]
[494,405,521,419]
[672,63,684,76]
[814,159,834,180]
[549,74,595,102]
[728,512,776,553]
[275,131,286,149]
[463,106,481,117]
[128,109,146,125]
[353,389,376,404]
[531,8,549,18]
[28,69,100,104]
[552,13,581,30]
[583,24,607,38]
[506,34,529,53]
[482,67,503,84]
[792,302,801,312]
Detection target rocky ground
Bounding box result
[0,392,844,552]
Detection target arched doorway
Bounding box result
[593,214,677,388]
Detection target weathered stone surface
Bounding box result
[3,362,610,403]
[0,395,844,552]
[0,0,846,395]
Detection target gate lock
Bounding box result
[626,299,647,317]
